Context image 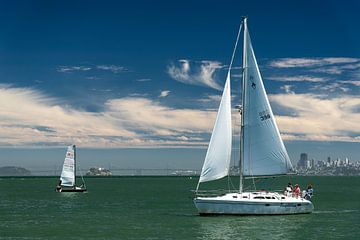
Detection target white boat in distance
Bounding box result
[55,145,87,193]
[194,17,313,215]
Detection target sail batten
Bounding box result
[60,145,76,187]
[198,72,232,184]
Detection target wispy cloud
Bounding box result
[340,80,360,87]
[270,93,360,142]
[310,82,350,93]
[269,57,360,68]
[106,97,215,138]
[268,75,327,82]
[96,65,128,73]
[57,64,129,74]
[159,90,170,98]
[136,78,152,82]
[57,66,92,73]
[198,94,222,103]
[167,59,224,90]
[280,85,295,94]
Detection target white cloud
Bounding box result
[136,78,152,82]
[269,57,360,68]
[167,60,224,90]
[198,94,222,103]
[268,75,327,82]
[270,93,360,142]
[310,82,350,93]
[280,85,295,94]
[159,90,170,98]
[96,65,128,73]
[0,86,137,147]
[106,97,215,137]
[0,86,217,147]
[340,80,360,87]
[57,66,92,73]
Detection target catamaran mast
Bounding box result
[73,145,76,187]
[239,16,247,193]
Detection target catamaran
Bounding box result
[194,17,314,215]
[55,145,87,192]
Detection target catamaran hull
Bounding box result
[194,193,314,215]
[55,187,87,193]
[59,188,87,193]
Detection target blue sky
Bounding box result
[1,0,360,172]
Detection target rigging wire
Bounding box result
[76,160,86,187]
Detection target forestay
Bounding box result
[242,26,293,176]
[60,145,76,187]
[198,72,232,183]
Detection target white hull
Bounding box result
[194,192,313,215]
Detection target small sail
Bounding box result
[199,73,232,183]
[242,25,293,176]
[60,145,76,187]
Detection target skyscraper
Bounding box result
[298,153,308,169]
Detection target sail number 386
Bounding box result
[259,110,271,121]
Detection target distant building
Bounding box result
[86,167,112,176]
[317,160,325,168]
[298,153,308,169]
[310,159,315,169]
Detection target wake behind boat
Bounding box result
[55,145,87,193]
[194,17,313,215]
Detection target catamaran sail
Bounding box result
[194,17,313,215]
[60,145,76,187]
[56,145,86,192]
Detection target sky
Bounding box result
[1,0,360,173]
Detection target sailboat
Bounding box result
[194,17,314,215]
[55,145,87,192]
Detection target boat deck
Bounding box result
[194,191,314,215]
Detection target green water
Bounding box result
[0,176,359,239]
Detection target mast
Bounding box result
[73,145,76,187]
[239,16,247,193]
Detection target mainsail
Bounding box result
[242,24,293,176]
[198,72,232,183]
[60,145,76,187]
[197,18,293,190]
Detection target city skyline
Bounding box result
[1,1,360,169]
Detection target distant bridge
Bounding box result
[28,168,201,176]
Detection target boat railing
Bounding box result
[193,189,229,197]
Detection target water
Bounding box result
[0,176,359,239]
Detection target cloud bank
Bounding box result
[270,93,360,142]
[0,85,214,147]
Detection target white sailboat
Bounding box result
[55,145,87,192]
[194,17,314,215]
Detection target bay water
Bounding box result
[0,176,359,239]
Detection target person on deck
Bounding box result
[303,184,313,200]
[55,180,62,192]
[284,182,293,197]
[293,184,301,198]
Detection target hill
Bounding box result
[0,166,32,176]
